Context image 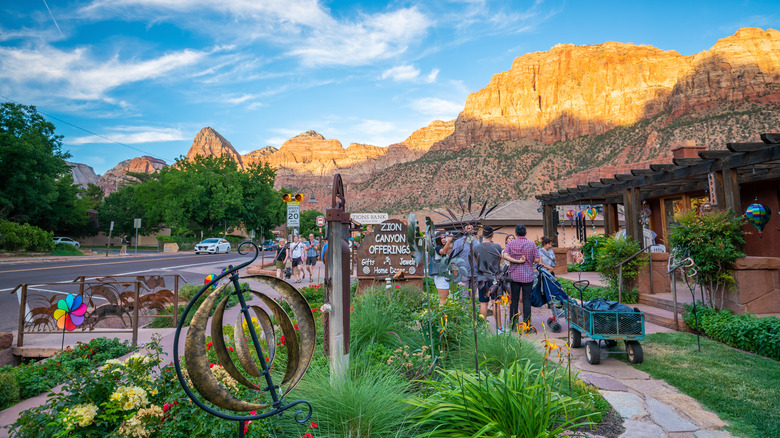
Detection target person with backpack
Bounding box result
[275,238,290,280]
[119,234,129,255]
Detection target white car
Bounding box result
[53,237,80,248]
[194,238,231,254]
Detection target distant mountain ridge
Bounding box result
[69,27,780,212]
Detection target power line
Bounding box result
[0,94,175,163]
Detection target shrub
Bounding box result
[683,303,780,360]
[0,372,20,407]
[0,337,135,410]
[52,242,84,256]
[350,289,412,353]
[580,234,606,271]
[0,220,54,252]
[668,210,745,310]
[596,234,646,293]
[407,360,594,437]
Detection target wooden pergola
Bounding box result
[536,133,780,246]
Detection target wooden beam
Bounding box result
[601,178,620,184]
[631,169,656,176]
[761,133,780,144]
[615,174,639,181]
[672,157,704,166]
[588,181,608,188]
[698,150,732,160]
[624,188,643,243]
[726,142,768,152]
[723,167,741,212]
[711,170,726,209]
[649,163,676,172]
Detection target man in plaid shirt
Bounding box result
[502,224,540,328]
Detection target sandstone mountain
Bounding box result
[185,127,245,169]
[350,27,780,212]
[96,156,167,195]
[67,162,99,188]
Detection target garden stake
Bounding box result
[173,242,315,437]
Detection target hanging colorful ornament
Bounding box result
[585,208,598,222]
[576,210,585,221]
[745,203,771,238]
[54,294,87,331]
[566,210,574,226]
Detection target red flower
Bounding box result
[226,346,234,352]
[173,400,178,405]
[294,324,299,330]
[312,308,319,312]
[163,402,171,413]
[395,285,400,289]
[244,421,251,433]
[310,422,318,428]
[280,335,286,345]
[206,341,213,350]
[209,363,216,368]
[302,433,314,438]
[250,410,257,415]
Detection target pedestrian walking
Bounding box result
[476,226,504,332]
[502,224,540,329]
[304,233,319,282]
[119,234,128,255]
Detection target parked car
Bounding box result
[194,238,231,254]
[261,240,278,251]
[53,237,80,248]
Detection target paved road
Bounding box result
[0,250,276,332]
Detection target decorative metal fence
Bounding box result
[13,274,186,347]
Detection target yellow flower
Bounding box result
[63,403,99,427]
[110,386,149,411]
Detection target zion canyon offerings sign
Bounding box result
[356,219,422,279]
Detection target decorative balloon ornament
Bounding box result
[585,207,598,231]
[745,203,771,238]
[174,241,315,437]
[54,293,88,350]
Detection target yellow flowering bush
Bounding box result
[62,403,99,428]
[110,385,149,411]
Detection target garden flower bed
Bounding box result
[10,283,613,437]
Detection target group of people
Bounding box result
[274,234,325,283]
[431,223,557,333]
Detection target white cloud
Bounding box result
[0,44,212,102]
[68,127,186,145]
[411,97,463,120]
[381,65,438,83]
[288,7,431,66]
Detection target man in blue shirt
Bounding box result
[304,233,319,283]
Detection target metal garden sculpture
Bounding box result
[173,241,315,437]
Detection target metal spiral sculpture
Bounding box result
[173,241,315,437]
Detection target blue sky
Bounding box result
[2,1,778,175]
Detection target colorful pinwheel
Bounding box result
[745,203,771,238]
[205,274,217,289]
[53,294,87,331]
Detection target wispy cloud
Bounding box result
[0,44,215,102]
[410,97,463,120]
[68,127,186,145]
[356,119,396,134]
[381,64,438,83]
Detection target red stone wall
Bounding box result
[725,257,780,314]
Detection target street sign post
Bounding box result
[287,203,300,228]
[134,218,141,254]
[106,221,115,257]
[316,215,326,227]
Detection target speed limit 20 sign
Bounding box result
[286,204,300,227]
[315,215,325,227]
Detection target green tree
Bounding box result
[595,234,647,294]
[667,209,745,310]
[0,102,72,227]
[298,208,324,238]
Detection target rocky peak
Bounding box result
[96,156,168,195]
[432,27,780,151]
[398,120,455,151]
[185,127,244,169]
[67,162,99,188]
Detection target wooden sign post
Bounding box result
[325,174,351,382]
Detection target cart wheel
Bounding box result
[585,340,601,365]
[569,329,582,348]
[626,341,644,364]
[604,340,618,349]
[547,317,554,325]
[550,322,562,333]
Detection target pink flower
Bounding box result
[302,433,314,438]
[310,422,318,428]
[395,285,400,289]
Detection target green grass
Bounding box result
[51,243,84,256]
[623,332,780,438]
